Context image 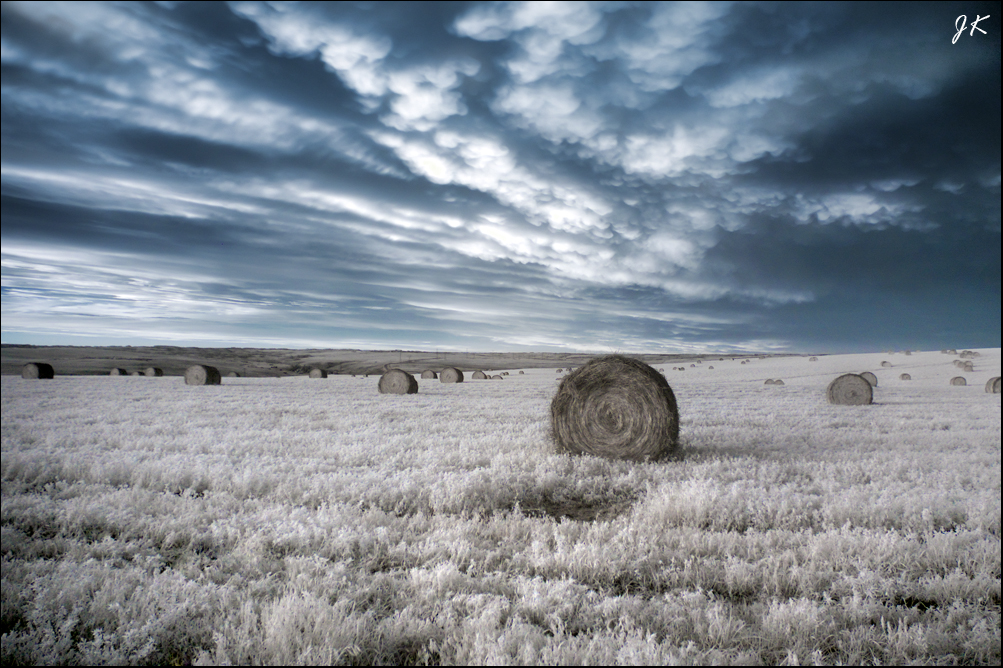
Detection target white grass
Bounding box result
[2,350,1000,665]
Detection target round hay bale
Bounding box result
[144,367,164,377]
[809,356,818,362]
[421,369,437,379]
[109,368,128,376]
[950,376,967,386]
[378,369,418,395]
[184,364,222,386]
[899,373,911,380]
[947,349,957,354]
[986,377,1001,393]
[439,367,464,383]
[472,370,488,380]
[880,361,892,368]
[130,371,142,376]
[708,365,714,369]
[491,374,503,380]
[690,364,696,368]
[308,368,328,379]
[953,360,964,368]
[859,371,878,387]
[774,379,785,386]
[550,355,679,463]
[904,350,912,356]
[962,362,974,372]
[518,370,525,374]
[21,363,54,379]
[827,374,873,405]
[227,371,240,378]
[764,379,775,385]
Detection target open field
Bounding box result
[2,349,1000,665]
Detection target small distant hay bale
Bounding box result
[953,360,964,368]
[950,376,967,386]
[899,373,911,380]
[827,374,873,405]
[227,371,240,378]
[109,368,128,376]
[421,369,437,379]
[859,371,878,387]
[764,379,775,385]
[740,360,747,365]
[308,368,328,379]
[986,377,1001,393]
[690,364,696,368]
[491,374,503,380]
[472,370,488,380]
[708,365,714,369]
[947,349,957,354]
[21,363,54,379]
[550,355,679,463]
[880,361,892,368]
[378,369,418,395]
[904,350,912,356]
[809,356,818,362]
[502,372,509,376]
[439,367,464,383]
[774,379,785,386]
[518,370,525,374]
[185,365,221,386]
[130,371,142,376]
[962,362,974,372]
[144,367,164,377]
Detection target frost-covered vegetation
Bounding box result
[2,350,1000,665]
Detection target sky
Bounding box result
[2,1,1000,354]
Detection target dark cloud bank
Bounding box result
[2,1,999,353]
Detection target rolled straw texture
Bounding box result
[439,367,464,383]
[550,355,679,462]
[827,374,873,405]
[899,373,911,380]
[421,369,437,379]
[378,369,418,395]
[859,371,878,387]
[184,365,222,386]
[764,379,775,385]
[21,363,54,379]
[950,376,967,386]
[472,370,488,380]
[881,361,892,368]
[986,377,1001,393]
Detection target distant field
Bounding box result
[2,350,1000,665]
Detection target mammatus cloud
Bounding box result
[1,1,999,351]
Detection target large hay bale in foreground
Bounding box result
[21,363,55,379]
[859,371,878,387]
[950,376,967,386]
[421,369,437,379]
[185,365,222,386]
[109,368,128,376]
[550,355,679,463]
[378,369,418,395]
[472,370,488,380]
[986,377,1001,393]
[899,373,911,380]
[144,367,164,377]
[308,368,328,379]
[827,374,873,405]
[439,367,464,383]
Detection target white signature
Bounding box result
[953,14,990,43]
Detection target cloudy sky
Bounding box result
[2,1,999,353]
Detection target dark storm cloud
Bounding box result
[2,1,999,351]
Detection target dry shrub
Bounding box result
[472,370,488,380]
[550,355,679,462]
[378,369,418,394]
[950,376,967,386]
[439,367,464,383]
[421,369,437,379]
[899,373,911,380]
[21,363,54,379]
[827,374,873,405]
[185,365,222,386]
[145,367,164,377]
[308,368,328,379]
[109,368,128,376]
[556,368,563,373]
[986,377,1001,393]
[859,371,878,387]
